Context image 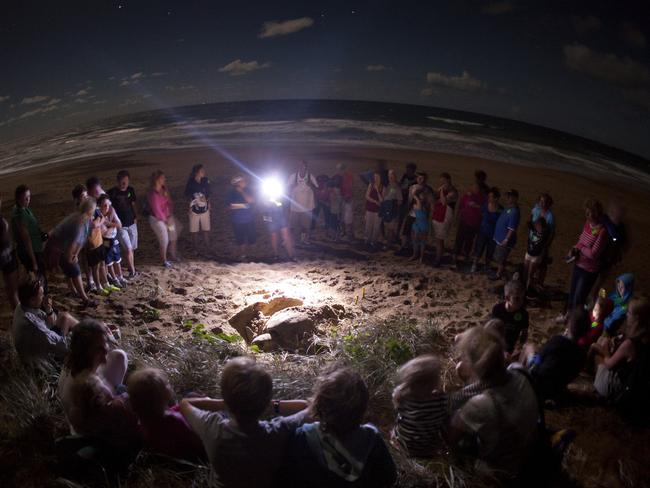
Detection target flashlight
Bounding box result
[262,176,284,202]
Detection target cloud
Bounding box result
[75,89,89,96]
[482,1,514,15]
[621,23,646,49]
[366,64,390,72]
[0,95,9,103]
[21,95,50,105]
[563,44,650,86]
[18,104,59,119]
[44,98,61,106]
[426,70,485,91]
[572,15,602,35]
[119,72,146,86]
[259,17,314,38]
[219,59,271,76]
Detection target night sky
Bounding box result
[1,0,650,158]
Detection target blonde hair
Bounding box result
[127,368,173,421]
[392,355,441,406]
[456,326,505,383]
[78,197,96,216]
[626,298,650,340]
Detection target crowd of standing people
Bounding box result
[0,157,648,487]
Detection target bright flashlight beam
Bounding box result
[262,177,284,201]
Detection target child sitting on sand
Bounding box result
[523,308,589,401]
[392,355,447,458]
[603,273,635,335]
[577,295,614,349]
[490,280,529,362]
[282,367,396,487]
[127,368,206,461]
[410,190,429,263]
[179,356,309,488]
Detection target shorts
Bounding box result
[342,201,354,225]
[59,256,81,279]
[594,364,623,400]
[290,211,312,233]
[87,245,106,268]
[0,250,18,274]
[117,223,138,251]
[264,210,288,233]
[149,216,180,251]
[189,210,211,233]
[524,252,543,264]
[492,243,512,265]
[474,233,495,260]
[17,248,45,273]
[104,240,122,266]
[432,220,451,241]
[401,215,415,237]
[232,221,257,245]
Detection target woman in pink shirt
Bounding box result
[452,182,486,268]
[563,199,609,318]
[147,171,180,268]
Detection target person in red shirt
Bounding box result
[578,295,614,349]
[452,182,486,269]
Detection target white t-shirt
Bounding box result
[458,367,538,476]
[287,172,318,213]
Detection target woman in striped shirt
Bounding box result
[564,199,609,316]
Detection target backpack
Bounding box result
[617,340,650,425]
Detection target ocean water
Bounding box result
[0,99,648,187]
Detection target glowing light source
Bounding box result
[261,176,284,202]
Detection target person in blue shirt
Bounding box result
[227,175,256,261]
[529,193,555,291]
[490,189,521,281]
[603,273,634,335]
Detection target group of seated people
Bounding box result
[8,264,649,486]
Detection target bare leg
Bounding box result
[124,248,135,274]
[114,262,124,280]
[98,349,128,391]
[169,240,178,261]
[159,242,167,263]
[270,232,279,256]
[281,227,294,258]
[2,270,19,310]
[56,312,79,335]
[72,275,90,302]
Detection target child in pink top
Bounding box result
[147,171,180,268]
[128,368,206,461]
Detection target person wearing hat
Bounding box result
[228,174,256,261]
[490,189,521,281]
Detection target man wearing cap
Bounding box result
[490,189,521,280]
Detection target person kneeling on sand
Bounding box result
[12,275,78,370]
[147,170,181,268]
[128,368,206,462]
[58,319,137,452]
[179,356,309,488]
[490,280,529,363]
[280,367,397,488]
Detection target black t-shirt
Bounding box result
[531,335,585,400]
[185,177,211,214]
[107,186,137,227]
[491,303,529,353]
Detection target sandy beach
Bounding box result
[1,145,649,487]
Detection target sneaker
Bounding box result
[128,270,140,279]
[88,283,98,293]
[108,284,121,292]
[100,287,111,297]
[163,261,173,268]
[118,278,128,288]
